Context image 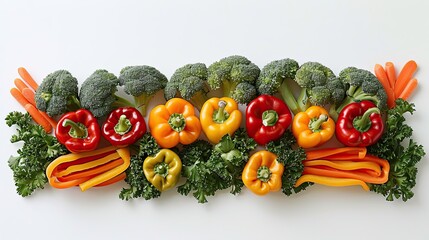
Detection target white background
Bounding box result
[1,1,428,239]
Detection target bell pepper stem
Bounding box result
[353,107,380,132]
[168,113,186,132]
[62,119,88,138]
[309,114,328,132]
[213,100,229,123]
[154,162,169,178]
[114,115,132,135]
[257,166,271,182]
[262,110,279,127]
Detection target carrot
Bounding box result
[10,88,31,107]
[95,172,126,187]
[374,64,395,108]
[21,88,37,106]
[305,147,367,161]
[394,60,417,97]
[38,110,58,129]
[14,78,28,92]
[24,104,52,133]
[398,78,418,100]
[385,62,396,88]
[18,67,39,91]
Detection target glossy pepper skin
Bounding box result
[102,107,146,147]
[246,95,292,145]
[292,106,335,149]
[200,97,242,144]
[242,150,284,196]
[149,98,201,148]
[143,149,182,191]
[335,100,384,147]
[56,109,101,153]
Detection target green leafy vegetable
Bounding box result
[266,130,310,195]
[6,111,68,197]
[368,99,425,201]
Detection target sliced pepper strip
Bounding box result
[57,158,124,182]
[242,150,284,196]
[294,174,370,191]
[55,152,120,177]
[200,97,242,144]
[303,160,382,174]
[79,147,130,191]
[305,147,367,161]
[95,172,126,187]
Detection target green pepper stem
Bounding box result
[353,107,380,132]
[262,110,279,127]
[62,119,88,138]
[213,100,229,123]
[257,166,271,182]
[309,114,328,132]
[154,162,169,178]
[168,113,186,132]
[114,115,132,135]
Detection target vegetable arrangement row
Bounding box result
[6,56,425,203]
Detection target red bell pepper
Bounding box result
[246,95,292,145]
[102,107,146,147]
[56,109,101,153]
[335,100,384,147]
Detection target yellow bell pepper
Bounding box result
[292,106,335,148]
[200,97,242,144]
[149,98,201,148]
[143,149,182,191]
[242,150,284,195]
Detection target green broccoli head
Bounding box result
[338,67,387,111]
[208,55,260,103]
[79,69,132,118]
[230,82,257,104]
[35,70,80,117]
[165,63,209,110]
[326,77,346,105]
[256,58,299,95]
[119,65,168,116]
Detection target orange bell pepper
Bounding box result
[200,97,242,144]
[149,98,202,148]
[242,150,284,195]
[292,106,335,148]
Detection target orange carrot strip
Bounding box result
[14,78,28,92]
[21,88,37,106]
[374,64,395,108]
[385,62,396,89]
[38,110,58,130]
[24,104,52,133]
[10,88,31,107]
[95,172,126,187]
[395,60,417,97]
[18,67,39,91]
[305,147,367,161]
[57,158,124,182]
[398,78,418,100]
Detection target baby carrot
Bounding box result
[21,88,37,106]
[10,88,30,107]
[398,78,418,100]
[14,78,28,92]
[395,60,417,97]
[24,103,52,133]
[374,64,395,108]
[385,62,396,89]
[18,67,39,91]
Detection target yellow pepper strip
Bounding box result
[143,149,182,191]
[149,98,201,148]
[294,174,370,191]
[79,147,130,191]
[200,97,242,144]
[303,160,382,175]
[305,147,367,161]
[242,150,284,196]
[292,106,335,148]
[55,152,120,177]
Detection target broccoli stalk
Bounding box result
[208,55,260,104]
[165,63,210,110]
[119,65,168,116]
[35,70,81,117]
[79,69,133,118]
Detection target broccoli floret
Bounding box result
[119,65,168,116]
[256,59,300,113]
[79,70,133,118]
[164,63,210,110]
[294,62,344,112]
[332,67,387,120]
[208,55,260,104]
[35,70,81,117]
